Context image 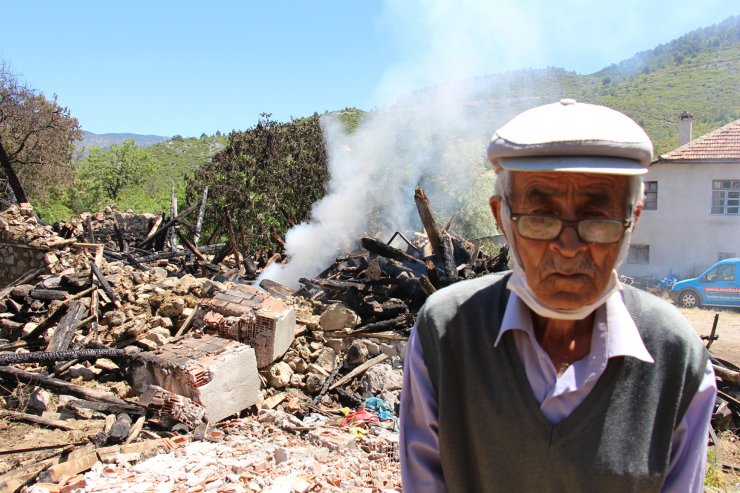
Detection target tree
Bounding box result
[77,139,154,202]
[188,113,328,252]
[0,62,82,204]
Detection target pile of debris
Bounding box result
[0,187,509,491]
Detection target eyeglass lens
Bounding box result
[516,216,624,243]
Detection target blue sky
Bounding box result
[0,1,736,137]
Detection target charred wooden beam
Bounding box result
[439,232,458,285]
[90,261,118,302]
[415,186,443,258]
[352,314,412,333]
[22,303,67,340]
[46,301,87,352]
[259,279,295,300]
[0,348,125,366]
[0,267,46,301]
[137,200,202,249]
[419,275,437,296]
[112,213,128,253]
[0,366,143,407]
[29,288,68,301]
[0,410,74,431]
[67,399,145,416]
[361,237,425,266]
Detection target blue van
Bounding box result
[669,258,740,308]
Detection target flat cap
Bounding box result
[487,99,653,175]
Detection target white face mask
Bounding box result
[499,199,632,321]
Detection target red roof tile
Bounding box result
[658,119,740,162]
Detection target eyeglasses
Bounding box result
[505,197,632,244]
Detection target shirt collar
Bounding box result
[494,290,654,364]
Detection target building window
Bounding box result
[644,181,658,210]
[711,180,740,215]
[627,244,650,264]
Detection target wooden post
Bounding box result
[193,186,208,246]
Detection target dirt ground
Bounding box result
[678,305,740,367]
[677,305,740,491]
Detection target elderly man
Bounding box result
[400,100,716,492]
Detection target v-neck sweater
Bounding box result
[415,272,709,493]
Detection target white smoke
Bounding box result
[259,0,513,288]
[259,0,548,288]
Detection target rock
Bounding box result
[201,279,227,298]
[325,337,348,354]
[150,316,173,329]
[274,447,289,465]
[283,351,308,373]
[157,296,184,318]
[143,327,171,347]
[363,340,381,356]
[266,361,293,389]
[315,347,337,373]
[289,373,305,387]
[304,374,325,394]
[319,303,360,333]
[360,364,403,394]
[94,358,120,372]
[68,363,102,380]
[148,267,168,284]
[29,388,51,412]
[345,340,369,367]
[103,310,126,327]
[173,274,198,295]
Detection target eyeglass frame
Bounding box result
[503,196,633,244]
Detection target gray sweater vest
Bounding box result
[415,272,709,493]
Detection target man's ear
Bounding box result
[489,196,507,238]
[632,201,643,228]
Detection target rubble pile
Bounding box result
[0,187,509,491]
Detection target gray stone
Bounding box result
[29,388,51,412]
[319,303,360,333]
[304,374,325,394]
[266,361,293,389]
[274,447,289,465]
[345,340,369,367]
[157,296,184,318]
[363,340,381,356]
[289,373,305,387]
[360,363,403,394]
[315,347,337,373]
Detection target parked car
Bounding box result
[669,258,740,308]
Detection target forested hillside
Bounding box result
[32,16,739,238]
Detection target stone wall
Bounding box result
[0,239,48,287]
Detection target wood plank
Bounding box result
[329,354,389,390]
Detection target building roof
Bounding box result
[658,119,740,162]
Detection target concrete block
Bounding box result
[130,334,260,423]
[196,284,295,368]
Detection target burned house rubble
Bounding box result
[1,186,737,491]
[0,188,511,491]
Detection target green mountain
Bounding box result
[76,131,169,158]
[404,15,739,155]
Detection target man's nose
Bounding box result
[550,224,588,257]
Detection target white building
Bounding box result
[622,116,740,281]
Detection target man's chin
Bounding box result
[533,281,599,310]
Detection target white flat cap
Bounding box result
[487,99,653,175]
